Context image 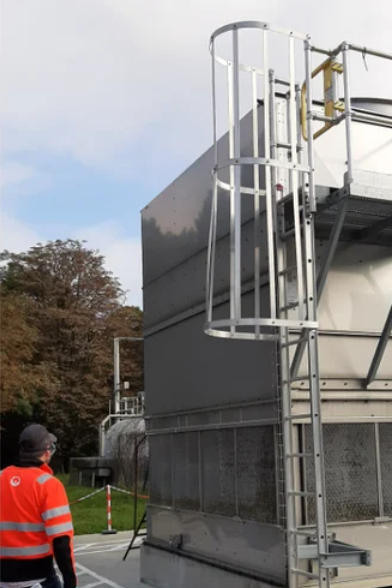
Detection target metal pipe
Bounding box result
[347,43,392,61]
[352,112,392,128]
[114,338,121,414]
[304,39,317,212]
[232,28,242,322]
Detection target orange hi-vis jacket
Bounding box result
[0,462,76,585]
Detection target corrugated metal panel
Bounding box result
[201,429,236,517]
[173,432,200,511]
[237,426,277,524]
[305,423,378,523]
[149,434,172,507]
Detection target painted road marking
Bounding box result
[74,538,142,556]
[75,563,126,588]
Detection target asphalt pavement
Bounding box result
[73,532,145,588]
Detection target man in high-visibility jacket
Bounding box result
[0,424,77,588]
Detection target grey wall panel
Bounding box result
[143,215,270,330]
[318,243,392,333]
[142,108,266,287]
[144,293,277,415]
[148,506,286,584]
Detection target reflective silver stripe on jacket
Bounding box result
[36,473,52,485]
[41,505,70,521]
[0,522,45,532]
[45,522,73,536]
[0,544,50,557]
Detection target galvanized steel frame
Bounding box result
[203,20,392,588]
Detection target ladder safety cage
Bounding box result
[205,21,377,588]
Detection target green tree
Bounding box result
[0,240,143,466]
[0,290,54,415]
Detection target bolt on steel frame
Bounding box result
[204,21,392,587]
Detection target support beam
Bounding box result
[366,305,392,386]
[290,195,349,378]
[354,215,392,243]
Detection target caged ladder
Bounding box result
[205,22,375,588]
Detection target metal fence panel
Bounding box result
[379,423,392,517]
[305,423,378,523]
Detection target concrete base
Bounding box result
[140,544,279,588]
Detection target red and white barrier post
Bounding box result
[102,485,117,535]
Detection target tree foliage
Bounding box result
[0,240,143,466]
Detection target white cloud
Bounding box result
[0,162,38,188]
[0,212,42,254]
[1,0,390,311]
[2,0,390,175]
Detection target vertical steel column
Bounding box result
[304,39,317,213]
[342,43,354,184]
[206,39,218,325]
[270,67,297,588]
[252,69,261,336]
[232,28,242,321]
[374,423,384,518]
[263,31,277,320]
[303,183,329,585]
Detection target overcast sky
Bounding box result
[1,0,391,307]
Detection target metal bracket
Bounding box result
[298,538,372,568]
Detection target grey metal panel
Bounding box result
[141,544,280,588]
[314,522,392,585]
[291,331,392,381]
[142,108,263,287]
[144,292,277,416]
[143,216,270,330]
[317,242,392,334]
[142,98,342,289]
[147,506,286,583]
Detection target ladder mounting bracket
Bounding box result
[298,539,372,568]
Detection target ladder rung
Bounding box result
[290,529,316,537]
[292,569,318,579]
[289,490,314,497]
[280,226,303,240]
[285,375,308,383]
[284,413,312,421]
[278,265,297,276]
[277,194,292,206]
[280,301,299,311]
[286,452,313,458]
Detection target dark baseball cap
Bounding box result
[19,424,57,455]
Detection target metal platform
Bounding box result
[315,171,392,246]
